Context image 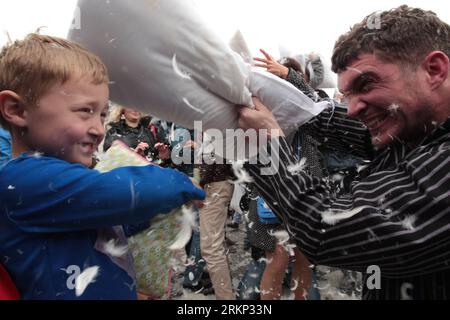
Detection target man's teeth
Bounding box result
[367,115,387,128]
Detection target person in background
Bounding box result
[103,105,169,163]
[0,33,204,300]
[198,144,236,300]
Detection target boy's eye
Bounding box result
[79,107,94,114]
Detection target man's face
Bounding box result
[338,54,434,148]
[23,79,109,167]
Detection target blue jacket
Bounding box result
[0,128,11,165]
[0,154,205,299]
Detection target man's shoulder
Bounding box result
[426,117,450,143]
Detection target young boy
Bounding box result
[0,34,205,299]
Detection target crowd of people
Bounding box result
[1,5,450,300]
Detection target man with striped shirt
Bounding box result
[237,5,450,299]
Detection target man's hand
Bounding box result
[254,49,289,79]
[237,97,284,138]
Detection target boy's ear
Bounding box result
[0,90,28,128]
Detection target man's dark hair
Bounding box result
[332,5,450,73]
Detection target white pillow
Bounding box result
[69,0,327,159]
[228,30,253,65]
[248,69,327,136]
[69,0,252,131]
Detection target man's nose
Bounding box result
[347,96,367,119]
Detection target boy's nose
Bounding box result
[89,119,106,141]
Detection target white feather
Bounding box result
[400,215,416,231]
[268,230,296,255]
[183,97,205,114]
[172,54,191,80]
[400,282,413,300]
[356,164,369,173]
[75,266,99,297]
[290,279,299,291]
[230,161,254,184]
[321,206,368,225]
[102,239,128,257]
[184,256,196,267]
[268,229,290,246]
[388,103,400,113]
[286,243,296,256]
[30,151,43,158]
[257,257,273,265]
[169,205,197,250]
[287,158,307,174]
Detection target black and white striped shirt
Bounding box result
[247,117,450,299]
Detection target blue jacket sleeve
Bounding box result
[1,155,205,233]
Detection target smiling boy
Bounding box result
[0,34,205,299]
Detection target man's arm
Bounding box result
[284,68,373,160]
[239,98,450,277]
[285,68,318,101]
[307,103,374,160]
[247,134,450,277]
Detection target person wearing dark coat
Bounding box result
[103,107,168,162]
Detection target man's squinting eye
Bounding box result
[353,73,377,94]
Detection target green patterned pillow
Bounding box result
[95,141,183,299]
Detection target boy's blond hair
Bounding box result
[0,33,109,129]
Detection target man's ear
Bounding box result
[0,90,28,128]
[422,51,449,90]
